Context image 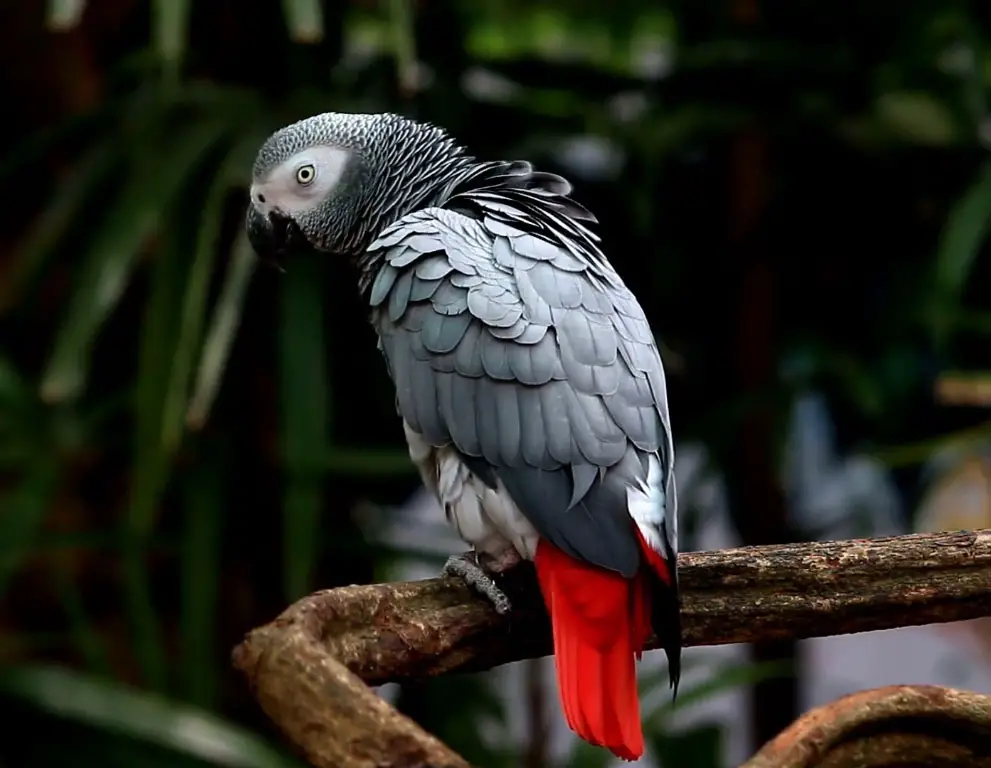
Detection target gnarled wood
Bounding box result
[743,685,991,767]
[232,528,991,768]
[232,593,471,768]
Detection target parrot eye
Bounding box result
[295,164,316,185]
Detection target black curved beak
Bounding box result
[247,205,274,258]
[246,205,306,271]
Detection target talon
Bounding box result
[443,552,513,615]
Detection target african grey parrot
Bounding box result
[245,111,681,761]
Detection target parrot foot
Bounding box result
[443,551,517,615]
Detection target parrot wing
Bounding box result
[365,197,676,578]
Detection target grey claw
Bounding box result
[443,552,513,615]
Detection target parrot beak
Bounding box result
[246,205,300,272]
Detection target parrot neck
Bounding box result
[339,141,476,262]
[349,141,478,287]
[351,160,472,270]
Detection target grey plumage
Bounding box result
[367,193,676,580]
[245,111,681,686]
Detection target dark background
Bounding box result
[1,1,990,766]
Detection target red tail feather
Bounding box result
[534,538,657,761]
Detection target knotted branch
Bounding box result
[743,685,991,767]
[232,528,991,768]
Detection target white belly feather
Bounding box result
[403,421,539,560]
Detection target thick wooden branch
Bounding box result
[233,529,991,768]
[743,685,991,767]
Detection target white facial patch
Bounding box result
[249,145,351,217]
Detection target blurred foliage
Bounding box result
[0,664,301,768]
[1,0,991,766]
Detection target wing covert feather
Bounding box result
[368,204,673,574]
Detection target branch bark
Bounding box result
[742,685,991,767]
[233,528,991,768]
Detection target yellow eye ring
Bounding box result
[295,164,316,185]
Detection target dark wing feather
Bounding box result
[367,201,674,578]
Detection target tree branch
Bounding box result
[233,529,991,768]
[742,685,991,767]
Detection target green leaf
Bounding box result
[152,0,192,85]
[52,561,113,676]
[281,0,324,44]
[185,228,258,431]
[324,446,416,477]
[394,674,511,768]
[0,665,301,768]
[0,141,117,314]
[0,355,31,409]
[40,120,230,404]
[46,0,86,31]
[0,457,60,600]
[634,653,715,698]
[872,417,991,468]
[179,447,225,709]
[649,723,723,768]
[645,658,793,723]
[387,0,418,93]
[930,159,991,349]
[278,258,328,601]
[130,200,195,538]
[0,530,118,556]
[564,740,617,768]
[875,90,958,146]
[281,479,323,601]
[123,180,206,691]
[160,141,250,455]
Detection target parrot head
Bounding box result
[246,111,471,264]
